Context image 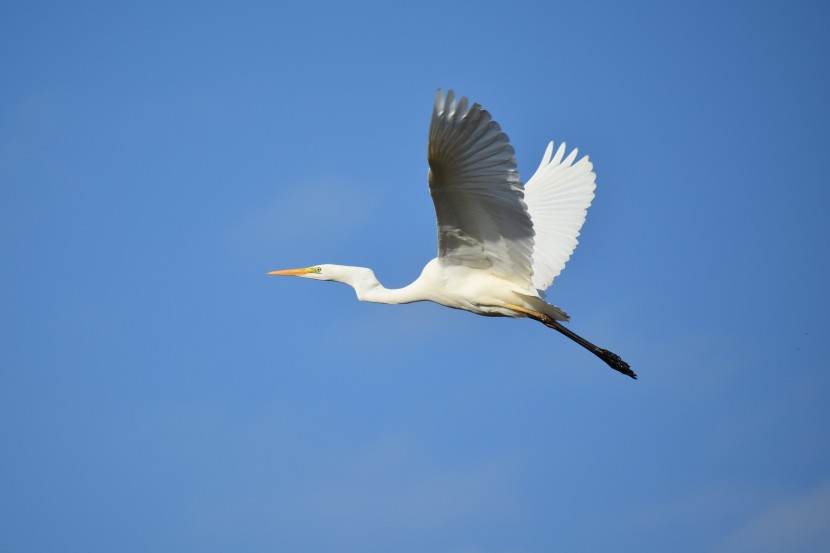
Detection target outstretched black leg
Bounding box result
[539,315,637,379]
[501,303,636,379]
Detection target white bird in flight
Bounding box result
[270,90,635,379]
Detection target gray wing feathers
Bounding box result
[427,90,535,288]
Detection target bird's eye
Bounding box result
[315,266,322,273]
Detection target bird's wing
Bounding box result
[523,141,596,294]
[427,90,535,289]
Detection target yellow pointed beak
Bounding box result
[268,267,315,276]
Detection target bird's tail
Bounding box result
[515,292,570,322]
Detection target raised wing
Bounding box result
[427,90,535,289]
[524,141,596,294]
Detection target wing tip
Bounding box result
[434,88,445,117]
[434,88,474,121]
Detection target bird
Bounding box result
[270,90,635,379]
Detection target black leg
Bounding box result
[539,316,637,379]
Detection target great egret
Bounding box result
[270,90,635,379]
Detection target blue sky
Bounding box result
[2,1,829,551]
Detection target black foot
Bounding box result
[596,349,637,379]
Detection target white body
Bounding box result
[316,260,539,318]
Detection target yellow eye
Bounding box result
[314,266,322,273]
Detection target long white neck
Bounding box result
[328,265,427,305]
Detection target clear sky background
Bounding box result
[2,1,829,552]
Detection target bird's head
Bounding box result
[267,264,333,281]
[268,264,379,293]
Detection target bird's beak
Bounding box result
[268,267,315,276]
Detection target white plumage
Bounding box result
[270,90,635,379]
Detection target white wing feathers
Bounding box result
[427,90,536,289]
[524,141,596,294]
